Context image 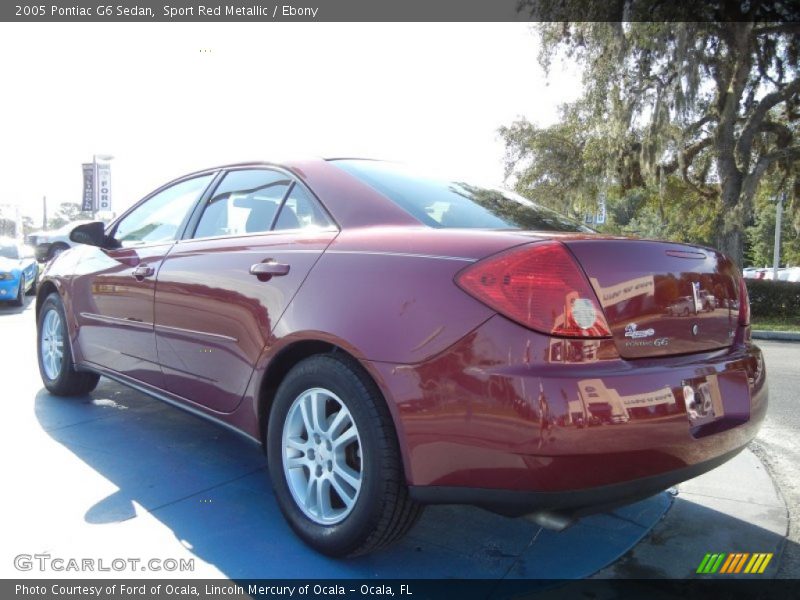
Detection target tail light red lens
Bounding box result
[738,276,751,326]
[456,241,611,338]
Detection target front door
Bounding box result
[71,173,215,388]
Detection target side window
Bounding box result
[193,169,291,238]
[273,183,334,231]
[115,175,213,246]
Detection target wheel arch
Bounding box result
[254,338,412,483]
[35,279,60,318]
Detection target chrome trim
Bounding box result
[80,312,153,330]
[155,323,239,343]
[326,250,475,262]
[79,362,261,446]
[176,228,338,244]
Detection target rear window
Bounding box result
[332,159,590,232]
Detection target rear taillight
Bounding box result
[456,241,611,338]
[738,276,750,326]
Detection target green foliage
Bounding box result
[745,171,800,266]
[746,279,800,319]
[47,202,92,230]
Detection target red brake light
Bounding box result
[456,241,611,338]
[738,276,750,326]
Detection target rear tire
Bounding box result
[37,292,100,396]
[267,354,422,557]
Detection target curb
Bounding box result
[752,330,800,341]
[593,448,789,578]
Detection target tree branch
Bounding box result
[741,146,800,209]
[736,77,800,167]
[754,24,800,36]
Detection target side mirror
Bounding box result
[69,222,120,249]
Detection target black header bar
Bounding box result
[4,0,800,23]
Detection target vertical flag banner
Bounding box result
[596,193,607,225]
[81,163,95,212]
[96,162,112,212]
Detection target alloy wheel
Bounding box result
[41,308,64,380]
[281,387,363,525]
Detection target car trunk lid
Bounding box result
[563,239,741,358]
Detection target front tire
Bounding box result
[267,354,422,557]
[37,293,100,396]
[25,271,38,296]
[11,276,24,307]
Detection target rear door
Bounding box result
[71,173,215,387]
[153,168,338,413]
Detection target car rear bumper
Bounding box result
[371,314,767,500]
[409,446,742,517]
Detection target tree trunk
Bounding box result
[718,225,744,269]
[716,141,745,266]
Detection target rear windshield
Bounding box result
[332,159,590,232]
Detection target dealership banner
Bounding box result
[81,163,95,213]
[96,162,112,212]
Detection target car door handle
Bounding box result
[250,261,290,280]
[132,265,155,279]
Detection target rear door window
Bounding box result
[273,183,335,231]
[193,169,292,239]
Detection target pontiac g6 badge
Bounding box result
[625,323,655,339]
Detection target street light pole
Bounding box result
[772,192,784,281]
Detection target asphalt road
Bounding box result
[749,340,800,578]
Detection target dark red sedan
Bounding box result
[36,159,767,557]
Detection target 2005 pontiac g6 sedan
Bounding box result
[36,158,767,556]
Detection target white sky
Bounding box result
[0,22,580,226]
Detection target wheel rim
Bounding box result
[41,308,65,380]
[281,387,363,525]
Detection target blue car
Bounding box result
[0,238,38,306]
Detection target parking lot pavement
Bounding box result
[0,297,786,581]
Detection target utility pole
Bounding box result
[772,192,785,281]
[43,195,47,229]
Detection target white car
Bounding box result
[28,220,94,262]
[781,267,800,283]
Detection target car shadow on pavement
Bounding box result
[0,295,35,316]
[595,494,793,578]
[33,378,671,580]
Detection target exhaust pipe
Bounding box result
[523,510,576,531]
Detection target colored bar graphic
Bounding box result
[719,554,736,573]
[696,553,713,573]
[698,552,773,575]
[757,553,773,573]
